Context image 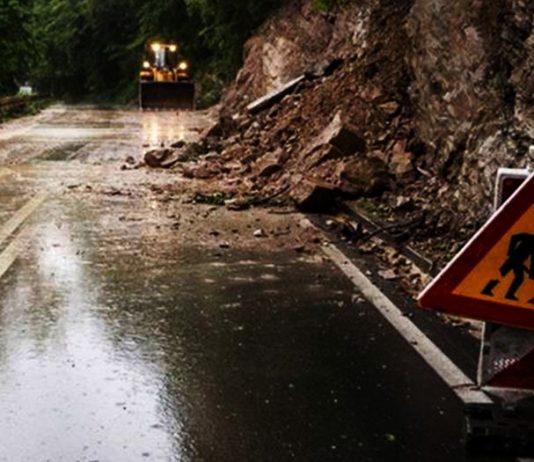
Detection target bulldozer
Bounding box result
[139,40,195,110]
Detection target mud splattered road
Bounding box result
[0,106,507,461]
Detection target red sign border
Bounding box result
[418,174,534,330]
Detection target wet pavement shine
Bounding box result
[0,106,506,461]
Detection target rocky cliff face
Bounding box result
[406,0,533,207]
[222,0,533,212]
[222,1,381,115]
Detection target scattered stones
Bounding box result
[181,164,217,179]
[253,228,266,238]
[390,140,414,178]
[135,0,530,264]
[303,111,366,164]
[170,140,186,149]
[252,149,285,177]
[337,157,389,196]
[378,101,400,115]
[144,149,175,168]
[378,269,399,281]
[325,219,336,228]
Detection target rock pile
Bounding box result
[145,49,411,211]
[142,0,533,265]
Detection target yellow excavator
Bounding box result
[139,40,195,110]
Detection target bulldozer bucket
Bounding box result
[139,81,195,110]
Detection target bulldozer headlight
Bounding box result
[178,61,188,71]
[169,45,177,52]
[143,61,150,69]
[151,43,161,52]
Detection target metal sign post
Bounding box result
[419,168,534,451]
[480,169,533,391]
[473,169,534,450]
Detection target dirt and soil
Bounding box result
[140,0,533,274]
[0,105,326,256]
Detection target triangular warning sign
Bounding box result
[419,173,534,330]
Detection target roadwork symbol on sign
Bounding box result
[419,173,534,330]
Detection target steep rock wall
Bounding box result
[406,0,533,210]
[221,0,533,211]
[222,1,378,115]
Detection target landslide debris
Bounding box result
[142,0,533,268]
[145,47,409,212]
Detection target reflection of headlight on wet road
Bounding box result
[36,222,83,291]
[145,115,161,147]
[142,113,188,147]
[144,115,186,146]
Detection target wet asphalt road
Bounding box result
[0,106,506,461]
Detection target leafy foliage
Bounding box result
[311,0,335,12]
[0,0,35,94]
[1,0,283,102]
[0,95,51,122]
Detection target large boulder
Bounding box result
[336,157,390,196]
[144,149,175,168]
[252,148,288,178]
[303,111,366,168]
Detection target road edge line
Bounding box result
[0,228,29,280]
[321,242,492,405]
[0,192,46,247]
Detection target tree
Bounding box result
[1,0,283,101]
[0,0,35,94]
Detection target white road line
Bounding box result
[0,229,28,280]
[322,243,492,405]
[0,192,46,247]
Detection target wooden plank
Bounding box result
[246,75,306,115]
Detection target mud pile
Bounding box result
[152,1,414,201]
[146,0,533,264]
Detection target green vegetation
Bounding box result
[0,0,282,104]
[0,96,52,122]
[311,0,346,12]
[193,191,234,206]
[0,0,35,95]
[312,0,335,12]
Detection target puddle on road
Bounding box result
[24,127,129,141]
[0,107,490,462]
[0,196,356,461]
[0,105,213,166]
[0,196,489,462]
[39,121,130,130]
